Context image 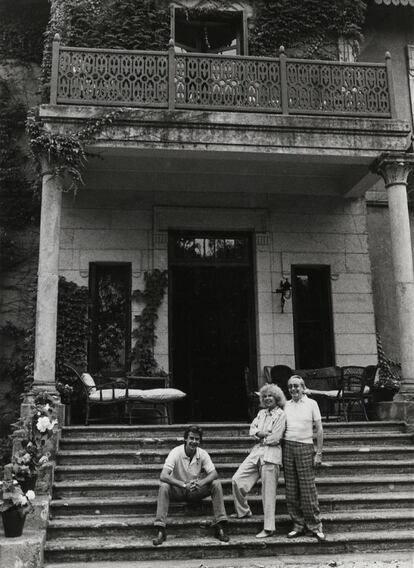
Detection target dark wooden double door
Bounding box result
[170,233,256,422]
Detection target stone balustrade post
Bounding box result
[32,158,63,395]
[373,153,414,423]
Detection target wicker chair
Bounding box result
[338,365,374,421]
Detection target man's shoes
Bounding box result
[152,528,166,546]
[256,529,275,538]
[313,531,326,542]
[287,529,306,538]
[215,521,230,543]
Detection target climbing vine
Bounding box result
[0,80,40,271]
[131,270,168,376]
[55,277,89,378]
[40,0,368,93]
[0,0,49,63]
[249,0,368,59]
[27,108,122,194]
[41,0,170,100]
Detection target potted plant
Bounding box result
[56,381,75,405]
[371,363,401,402]
[0,473,35,537]
[9,392,57,492]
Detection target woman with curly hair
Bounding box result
[232,383,286,538]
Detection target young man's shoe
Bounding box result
[313,531,326,542]
[153,528,166,546]
[256,529,275,539]
[215,521,230,543]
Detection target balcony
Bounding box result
[50,36,395,119]
[42,36,411,198]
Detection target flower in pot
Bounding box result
[0,474,35,537]
[56,381,74,405]
[372,364,401,402]
[10,392,57,491]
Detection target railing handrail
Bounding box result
[59,45,169,57]
[57,44,389,70]
[50,34,395,119]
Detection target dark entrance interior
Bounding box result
[292,265,335,369]
[170,233,256,422]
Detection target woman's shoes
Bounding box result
[230,511,252,519]
[287,529,306,538]
[256,529,275,538]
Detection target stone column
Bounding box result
[373,153,414,420]
[32,159,63,393]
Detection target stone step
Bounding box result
[54,459,414,481]
[58,432,413,451]
[56,445,414,465]
[42,550,414,568]
[47,509,414,540]
[60,421,406,439]
[43,529,414,563]
[52,474,414,499]
[49,491,414,517]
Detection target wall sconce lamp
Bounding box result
[274,277,292,313]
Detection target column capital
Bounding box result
[371,152,414,189]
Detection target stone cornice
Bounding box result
[39,105,412,159]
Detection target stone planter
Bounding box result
[372,387,398,402]
[2,507,26,537]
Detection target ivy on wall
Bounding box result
[0,0,49,63]
[131,269,168,376]
[41,0,368,98]
[55,277,89,382]
[0,80,40,270]
[249,0,368,59]
[0,76,40,453]
[41,0,170,100]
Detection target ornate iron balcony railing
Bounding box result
[50,35,395,119]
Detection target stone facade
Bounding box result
[59,187,377,379]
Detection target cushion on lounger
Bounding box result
[81,372,97,392]
[127,388,186,402]
[88,388,126,401]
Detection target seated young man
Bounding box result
[153,424,229,545]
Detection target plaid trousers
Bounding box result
[283,440,322,533]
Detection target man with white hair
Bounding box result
[283,374,325,542]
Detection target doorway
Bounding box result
[169,233,256,422]
[292,265,335,369]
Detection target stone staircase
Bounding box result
[44,421,414,566]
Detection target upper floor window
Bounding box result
[173,8,247,55]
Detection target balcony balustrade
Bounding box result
[50,35,395,119]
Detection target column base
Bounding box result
[376,399,414,431]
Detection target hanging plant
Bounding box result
[26,108,122,194]
[131,269,168,376]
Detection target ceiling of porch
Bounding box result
[83,148,375,197]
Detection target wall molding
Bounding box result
[153,206,268,234]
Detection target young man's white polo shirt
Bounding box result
[284,395,321,444]
[164,444,215,482]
